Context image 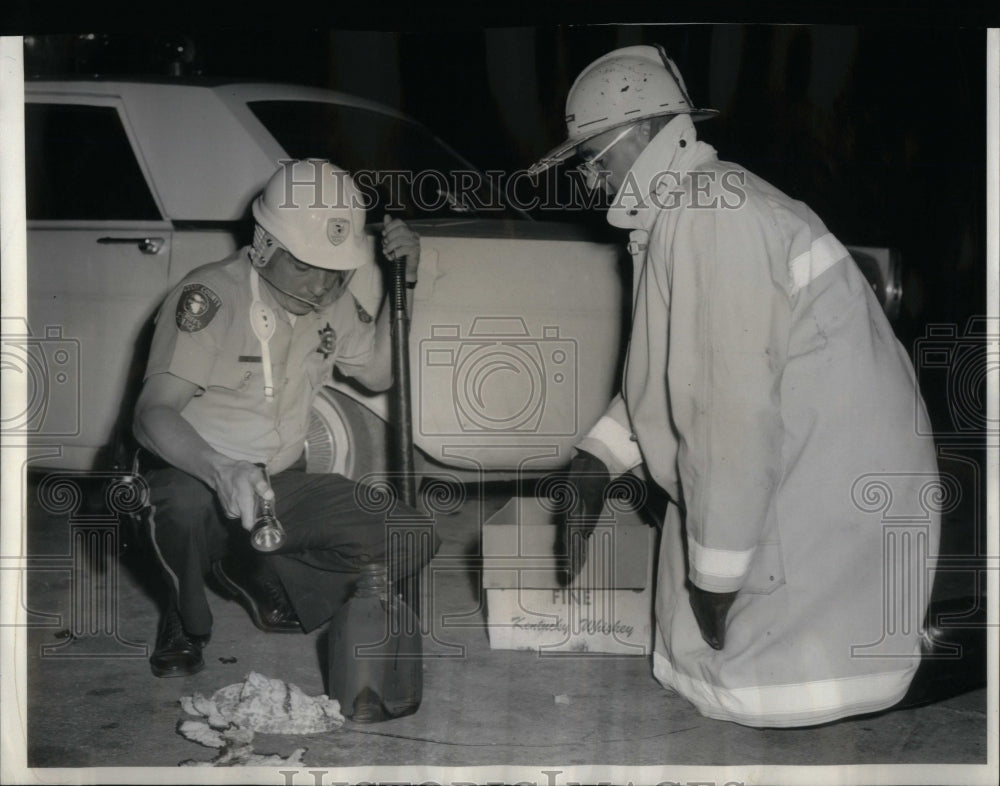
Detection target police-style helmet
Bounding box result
[251,159,372,270]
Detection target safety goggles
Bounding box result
[308,266,355,308]
[575,124,636,181]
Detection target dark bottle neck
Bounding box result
[355,563,389,598]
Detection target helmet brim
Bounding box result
[252,195,373,271]
[527,136,581,177]
[527,108,718,176]
[295,234,374,271]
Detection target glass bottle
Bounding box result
[327,563,422,722]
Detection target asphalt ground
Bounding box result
[14,466,993,782]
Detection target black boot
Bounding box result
[211,556,301,633]
[149,603,206,678]
[896,595,988,710]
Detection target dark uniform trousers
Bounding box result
[145,460,439,636]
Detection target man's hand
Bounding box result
[210,459,273,532]
[688,584,739,650]
[554,450,610,586]
[381,214,420,281]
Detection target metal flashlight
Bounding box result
[250,463,286,552]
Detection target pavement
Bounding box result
[11,466,994,783]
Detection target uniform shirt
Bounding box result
[145,249,378,473]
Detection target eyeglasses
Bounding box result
[575,125,636,180]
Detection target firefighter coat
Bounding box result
[577,115,941,727]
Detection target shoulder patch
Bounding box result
[353,295,373,324]
[176,283,222,333]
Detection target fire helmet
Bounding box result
[529,44,717,175]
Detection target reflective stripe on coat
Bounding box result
[585,116,941,726]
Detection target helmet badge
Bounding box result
[326,218,350,246]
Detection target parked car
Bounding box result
[19,78,627,480]
[17,77,900,481]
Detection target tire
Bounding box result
[305,389,388,480]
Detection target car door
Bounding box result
[25,93,173,470]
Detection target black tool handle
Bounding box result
[389,257,416,508]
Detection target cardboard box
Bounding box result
[482,496,655,655]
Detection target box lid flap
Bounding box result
[481,496,652,590]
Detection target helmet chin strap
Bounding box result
[248,264,331,399]
[253,263,324,312]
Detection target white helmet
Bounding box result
[529,44,717,175]
[252,159,371,270]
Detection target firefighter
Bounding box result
[531,45,943,727]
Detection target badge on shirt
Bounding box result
[317,322,337,359]
[353,295,373,324]
[175,283,222,333]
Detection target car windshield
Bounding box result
[249,100,511,220]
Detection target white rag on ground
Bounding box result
[177,671,345,766]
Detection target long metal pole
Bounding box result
[389,257,416,508]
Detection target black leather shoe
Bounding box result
[150,604,205,678]
[211,557,301,633]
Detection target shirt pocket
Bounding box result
[208,354,261,392]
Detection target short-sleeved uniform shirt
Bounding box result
[145,249,377,473]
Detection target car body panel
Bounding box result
[25,80,413,223]
[328,226,624,471]
[26,222,173,468]
[23,88,178,467]
[22,79,627,471]
[21,78,897,473]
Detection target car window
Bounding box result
[25,103,161,221]
[248,100,510,220]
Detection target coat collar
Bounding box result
[607,114,718,231]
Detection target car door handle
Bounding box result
[97,236,164,254]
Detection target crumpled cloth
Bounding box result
[180,670,345,734]
[177,671,344,766]
[177,721,307,767]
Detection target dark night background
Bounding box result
[15,21,993,437]
[4,13,996,772]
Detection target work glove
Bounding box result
[688,584,739,650]
[553,449,610,586]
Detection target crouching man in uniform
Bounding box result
[531,47,948,726]
[134,159,438,677]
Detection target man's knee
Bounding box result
[147,468,219,536]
